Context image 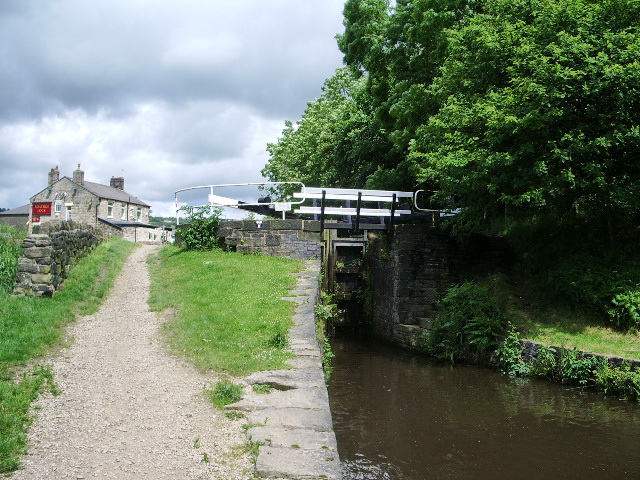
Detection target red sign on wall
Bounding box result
[32,216,41,223]
[32,202,52,215]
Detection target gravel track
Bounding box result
[11,245,253,480]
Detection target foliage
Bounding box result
[428,281,508,361]
[411,0,640,237]
[263,67,400,191]
[0,225,25,294]
[207,381,243,408]
[557,349,601,386]
[148,245,301,376]
[314,290,340,380]
[609,289,640,331]
[178,206,223,251]
[496,327,530,376]
[545,252,640,331]
[529,344,558,378]
[269,0,640,243]
[594,361,640,401]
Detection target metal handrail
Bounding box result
[175,181,305,225]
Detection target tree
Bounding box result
[262,67,398,190]
[408,0,640,240]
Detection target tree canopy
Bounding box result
[263,0,640,241]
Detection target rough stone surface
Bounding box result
[367,225,510,350]
[10,246,257,480]
[217,220,321,260]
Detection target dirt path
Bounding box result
[11,245,253,480]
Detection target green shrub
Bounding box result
[529,344,558,379]
[558,349,601,387]
[608,289,640,331]
[428,282,508,362]
[594,361,640,402]
[496,328,529,376]
[0,226,24,294]
[547,253,640,330]
[178,206,223,251]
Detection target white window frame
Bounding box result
[107,201,114,218]
[65,205,72,221]
[136,207,142,221]
[54,201,62,213]
[121,204,126,219]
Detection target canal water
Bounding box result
[327,336,640,480]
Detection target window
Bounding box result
[54,201,62,213]
[136,207,142,221]
[66,206,72,221]
[121,205,126,219]
[107,202,114,218]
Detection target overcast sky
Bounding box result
[0,0,346,217]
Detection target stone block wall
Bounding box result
[13,228,103,296]
[366,224,510,350]
[217,219,321,260]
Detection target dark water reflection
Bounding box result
[327,336,640,480]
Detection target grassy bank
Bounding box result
[0,238,136,473]
[148,245,302,377]
[493,277,640,360]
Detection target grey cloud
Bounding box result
[0,0,344,121]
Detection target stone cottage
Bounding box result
[27,165,170,243]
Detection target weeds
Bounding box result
[207,381,243,408]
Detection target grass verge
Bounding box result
[0,238,136,473]
[493,275,640,360]
[148,245,302,377]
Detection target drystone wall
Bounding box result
[217,219,322,260]
[366,224,510,350]
[13,228,103,296]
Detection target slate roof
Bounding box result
[0,204,30,216]
[82,180,149,207]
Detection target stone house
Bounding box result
[27,165,170,243]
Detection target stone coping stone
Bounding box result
[256,446,341,480]
[248,407,334,433]
[245,369,326,390]
[227,387,329,412]
[286,357,323,370]
[248,426,338,451]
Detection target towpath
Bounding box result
[11,245,254,480]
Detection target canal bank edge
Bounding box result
[226,260,341,480]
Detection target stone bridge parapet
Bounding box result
[217,219,322,260]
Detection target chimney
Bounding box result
[48,166,59,187]
[72,164,84,185]
[110,176,124,190]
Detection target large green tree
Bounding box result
[411,0,640,239]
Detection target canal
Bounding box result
[327,336,640,480]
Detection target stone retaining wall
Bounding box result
[217,219,322,260]
[13,228,103,296]
[520,339,640,370]
[366,224,510,350]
